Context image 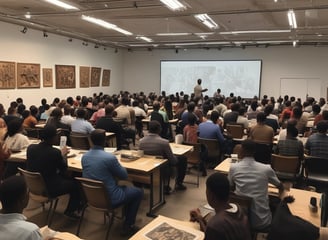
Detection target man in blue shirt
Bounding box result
[71,108,95,134]
[198,111,225,145]
[82,129,143,236]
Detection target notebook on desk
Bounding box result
[120,154,140,162]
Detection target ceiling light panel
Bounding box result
[44,0,79,10]
[194,14,219,30]
[160,0,187,11]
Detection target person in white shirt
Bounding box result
[60,104,75,126]
[0,175,42,240]
[194,79,208,99]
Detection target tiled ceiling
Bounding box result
[1,0,328,50]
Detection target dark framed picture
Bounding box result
[91,67,101,87]
[55,65,76,89]
[102,69,110,86]
[42,68,53,87]
[0,61,16,89]
[79,66,90,88]
[17,63,40,88]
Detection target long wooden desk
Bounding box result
[214,158,322,227]
[68,149,167,217]
[129,215,204,240]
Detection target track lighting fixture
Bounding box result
[21,27,27,34]
[114,48,118,53]
[175,49,179,54]
[82,41,88,46]
[68,38,72,42]
[94,44,99,48]
[43,31,48,37]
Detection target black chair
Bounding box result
[254,143,273,164]
[304,156,328,190]
[69,132,91,150]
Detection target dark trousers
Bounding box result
[112,186,143,227]
[163,156,187,186]
[48,176,81,213]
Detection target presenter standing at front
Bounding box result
[194,78,208,99]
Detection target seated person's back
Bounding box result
[228,139,284,230]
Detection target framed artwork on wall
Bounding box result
[42,68,53,87]
[79,66,90,88]
[0,61,16,89]
[55,65,76,89]
[91,67,101,87]
[17,63,40,88]
[102,69,110,86]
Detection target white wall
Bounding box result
[122,47,328,101]
[0,21,124,109]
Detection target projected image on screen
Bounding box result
[160,60,262,98]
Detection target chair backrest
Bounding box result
[271,154,300,175]
[233,144,242,158]
[304,156,328,179]
[69,132,91,150]
[75,177,112,211]
[254,142,272,164]
[226,124,244,139]
[183,142,202,165]
[18,167,48,197]
[198,137,221,162]
[53,128,70,146]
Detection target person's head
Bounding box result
[292,107,302,119]
[149,120,161,134]
[17,104,26,115]
[7,118,23,137]
[0,176,29,213]
[63,104,72,115]
[90,129,106,146]
[0,118,6,128]
[250,100,258,111]
[210,111,219,123]
[197,79,202,85]
[76,108,86,119]
[16,97,23,104]
[50,107,63,119]
[317,121,328,134]
[256,112,266,123]
[187,113,197,126]
[264,104,274,116]
[187,102,196,112]
[206,173,230,208]
[29,105,38,116]
[238,107,246,116]
[286,125,298,138]
[121,97,130,106]
[240,139,256,158]
[152,101,160,111]
[41,98,47,106]
[66,96,74,106]
[21,110,30,119]
[285,100,291,107]
[41,125,57,143]
[230,103,240,112]
[105,104,115,116]
[312,104,321,115]
[132,100,139,107]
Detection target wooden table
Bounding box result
[214,158,322,227]
[129,215,204,240]
[169,143,193,156]
[68,149,168,217]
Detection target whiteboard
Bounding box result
[280,78,321,101]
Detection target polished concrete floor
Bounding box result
[24,168,211,240]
